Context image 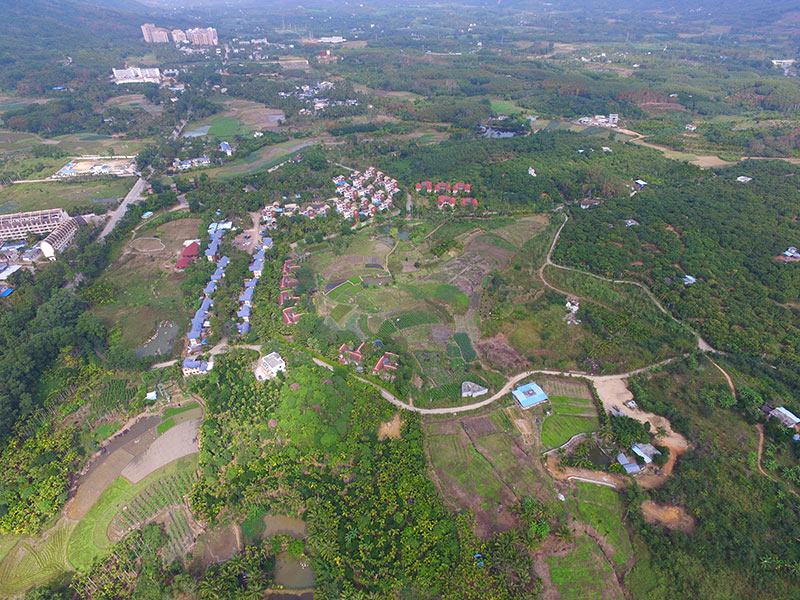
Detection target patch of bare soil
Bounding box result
[121,419,200,483]
[378,412,402,440]
[475,333,528,372]
[593,377,689,488]
[641,500,695,533]
[200,525,242,567]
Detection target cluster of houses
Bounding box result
[414,181,477,210]
[236,236,273,336]
[277,81,360,115]
[337,342,399,378]
[617,444,661,474]
[577,114,619,127]
[331,168,400,220]
[260,199,330,230]
[172,156,211,171]
[175,240,200,270]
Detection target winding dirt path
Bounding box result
[542,214,717,352]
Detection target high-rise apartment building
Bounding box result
[141,23,169,43]
[172,29,187,43]
[186,27,218,46]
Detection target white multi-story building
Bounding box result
[0,209,69,242]
[141,23,170,43]
[112,67,161,85]
[186,27,218,46]
[41,217,80,260]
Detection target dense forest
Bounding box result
[553,159,800,368]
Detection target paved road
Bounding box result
[99,176,147,241]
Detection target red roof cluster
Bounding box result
[175,241,200,270]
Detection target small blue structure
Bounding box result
[141,211,153,219]
[211,268,224,281]
[218,256,230,268]
[512,382,549,409]
[0,288,13,298]
[220,141,232,155]
[632,443,661,464]
[683,275,696,285]
[239,287,255,303]
[204,281,217,295]
[263,237,273,249]
[238,322,251,335]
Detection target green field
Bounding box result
[574,482,633,567]
[540,396,599,449]
[0,521,75,596]
[428,434,505,507]
[490,98,525,115]
[157,418,176,435]
[208,116,245,137]
[0,178,134,214]
[547,537,624,600]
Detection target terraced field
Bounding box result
[0,521,75,596]
[540,396,599,449]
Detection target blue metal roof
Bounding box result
[0,288,13,297]
[204,281,216,295]
[512,382,548,408]
[218,256,230,267]
[239,288,254,302]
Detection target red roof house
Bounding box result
[175,256,193,270]
[282,307,301,326]
[434,182,451,193]
[437,195,456,209]
[415,181,433,193]
[182,242,200,259]
[453,183,471,194]
[373,352,398,375]
[460,197,478,207]
[338,342,366,365]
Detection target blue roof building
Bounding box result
[617,453,641,474]
[244,278,258,288]
[204,281,217,295]
[263,237,273,249]
[512,382,549,409]
[0,288,14,297]
[683,275,696,285]
[238,322,251,335]
[254,249,265,260]
[211,268,224,281]
[218,256,230,268]
[237,305,251,320]
[632,443,661,464]
[220,141,232,155]
[249,259,264,273]
[200,297,213,312]
[239,287,254,303]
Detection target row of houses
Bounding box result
[280,259,303,326]
[437,196,479,210]
[171,156,211,171]
[235,236,273,335]
[415,181,471,195]
[187,223,232,351]
[331,167,400,220]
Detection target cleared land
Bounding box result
[92,218,202,350]
[0,178,134,214]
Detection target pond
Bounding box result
[274,552,315,589]
[588,444,612,468]
[183,125,211,138]
[134,321,178,358]
[262,514,307,538]
[480,126,522,138]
